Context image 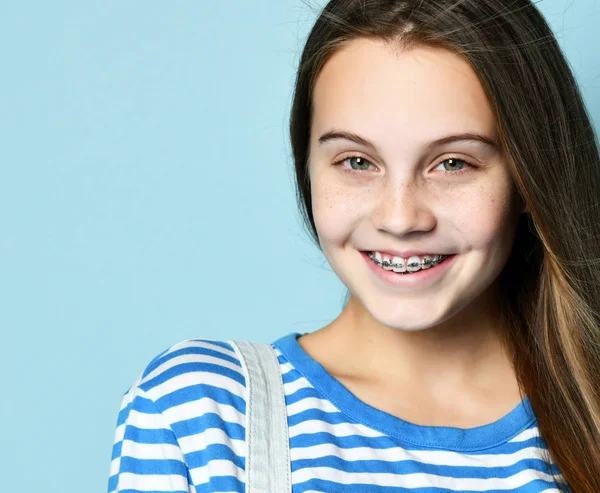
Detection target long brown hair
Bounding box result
[289,0,600,490]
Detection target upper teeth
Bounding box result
[368,251,448,273]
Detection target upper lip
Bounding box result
[365,249,449,258]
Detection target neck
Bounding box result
[310,285,517,399]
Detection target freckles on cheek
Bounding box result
[312,183,369,239]
[446,186,515,246]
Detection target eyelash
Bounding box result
[332,154,476,176]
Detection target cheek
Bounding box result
[311,177,371,244]
[443,181,520,250]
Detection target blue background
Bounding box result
[0,1,598,491]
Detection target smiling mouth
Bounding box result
[366,251,452,275]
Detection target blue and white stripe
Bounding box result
[108,332,566,492]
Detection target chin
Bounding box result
[380,313,450,332]
[359,292,457,332]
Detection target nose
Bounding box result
[370,180,436,236]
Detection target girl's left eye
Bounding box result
[333,155,475,175]
[432,157,474,175]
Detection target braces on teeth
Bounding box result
[367,252,449,273]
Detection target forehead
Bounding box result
[311,38,496,145]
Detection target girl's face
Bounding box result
[309,38,525,331]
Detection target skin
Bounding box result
[298,38,528,428]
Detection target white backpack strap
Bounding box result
[230,340,292,493]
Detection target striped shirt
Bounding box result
[108,331,567,492]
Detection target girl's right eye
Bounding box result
[333,155,376,173]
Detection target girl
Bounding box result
[107,0,600,491]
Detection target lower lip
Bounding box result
[361,251,457,288]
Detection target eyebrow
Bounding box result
[317,130,499,153]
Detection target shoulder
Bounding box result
[125,337,249,420]
[110,339,251,490]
